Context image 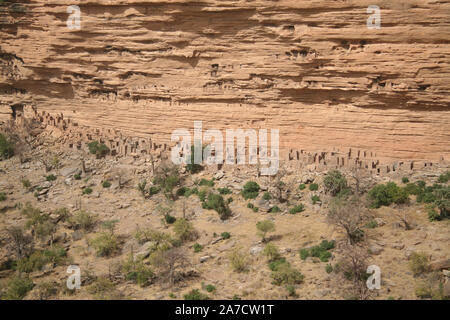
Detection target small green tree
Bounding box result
[153,163,181,200]
[2,275,34,300]
[87,141,110,159]
[173,218,198,242]
[0,133,14,159]
[242,181,260,199]
[323,170,348,196]
[186,142,204,174]
[229,248,248,272]
[368,182,409,208]
[256,220,275,242]
[263,243,281,261]
[202,193,231,220]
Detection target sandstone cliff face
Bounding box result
[0,0,449,161]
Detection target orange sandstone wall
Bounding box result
[1,0,449,161]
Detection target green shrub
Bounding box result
[184,289,209,300]
[16,246,67,273]
[268,258,287,271]
[247,203,254,209]
[404,182,420,195]
[101,220,118,234]
[134,228,172,246]
[68,210,96,231]
[263,192,271,200]
[205,284,216,293]
[193,243,203,253]
[252,206,259,213]
[36,281,59,300]
[299,184,306,190]
[0,192,6,202]
[311,195,321,204]
[138,180,147,196]
[227,197,233,204]
[149,185,160,196]
[87,278,117,300]
[87,141,110,158]
[22,204,56,240]
[89,232,119,257]
[437,171,450,183]
[325,264,333,274]
[271,261,304,286]
[46,174,57,182]
[199,178,214,187]
[323,170,347,196]
[184,187,198,197]
[365,220,378,228]
[221,232,231,240]
[256,220,275,242]
[402,177,409,184]
[415,184,449,218]
[409,252,429,277]
[21,179,31,189]
[198,188,208,202]
[164,214,176,224]
[415,286,432,299]
[176,187,188,197]
[318,250,332,262]
[299,248,309,260]
[229,248,248,272]
[2,275,34,300]
[417,186,438,203]
[173,218,197,242]
[15,251,50,273]
[417,180,426,188]
[82,187,93,195]
[186,143,204,174]
[427,207,441,222]
[299,240,335,263]
[74,173,81,180]
[102,181,111,188]
[0,133,14,159]
[263,243,280,261]
[415,277,448,300]
[269,206,281,213]
[309,183,318,191]
[242,181,260,199]
[218,187,232,195]
[153,166,180,199]
[122,254,153,287]
[319,240,336,251]
[289,204,305,214]
[286,285,297,297]
[368,182,409,208]
[202,193,231,220]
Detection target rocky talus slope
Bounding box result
[0,0,449,160]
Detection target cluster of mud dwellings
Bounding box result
[286,149,446,176]
[36,110,169,158]
[35,110,447,176]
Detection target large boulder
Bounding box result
[134,241,157,260]
[60,167,79,177]
[429,259,450,271]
